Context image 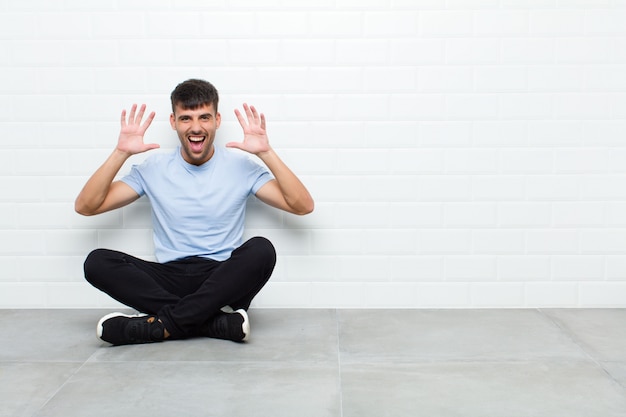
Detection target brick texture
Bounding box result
[1,1,626,308]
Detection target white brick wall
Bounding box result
[1,0,626,308]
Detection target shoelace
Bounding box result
[127,317,162,343]
[207,314,230,339]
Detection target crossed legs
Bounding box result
[84,237,276,344]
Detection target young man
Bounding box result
[75,79,314,346]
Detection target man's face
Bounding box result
[170,103,221,166]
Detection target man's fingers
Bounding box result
[128,104,137,124]
[144,143,161,151]
[234,108,247,128]
[135,104,146,125]
[249,105,263,125]
[240,103,264,128]
[244,103,259,125]
[225,141,243,150]
[243,103,252,119]
[121,104,154,131]
[141,111,156,130]
[120,109,127,127]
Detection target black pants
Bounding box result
[83,236,276,339]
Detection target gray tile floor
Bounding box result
[2,308,626,417]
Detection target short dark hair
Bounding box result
[170,79,219,113]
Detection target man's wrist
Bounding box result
[255,147,275,161]
[113,147,133,160]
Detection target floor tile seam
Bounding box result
[600,360,626,391]
[538,309,604,360]
[335,308,344,417]
[33,352,94,415]
[339,357,602,366]
[537,308,625,388]
[0,360,90,365]
[84,359,340,366]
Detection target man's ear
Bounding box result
[216,112,221,129]
[169,113,176,129]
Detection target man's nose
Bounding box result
[190,119,202,132]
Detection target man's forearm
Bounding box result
[257,148,314,215]
[74,149,130,215]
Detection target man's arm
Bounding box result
[75,104,159,216]
[227,104,314,216]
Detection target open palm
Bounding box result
[227,103,271,155]
[117,104,160,155]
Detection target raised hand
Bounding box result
[226,103,271,155]
[117,104,160,155]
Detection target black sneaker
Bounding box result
[97,312,165,346]
[203,309,250,343]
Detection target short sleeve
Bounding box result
[120,164,146,197]
[247,158,273,195]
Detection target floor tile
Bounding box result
[3,308,626,417]
[0,309,105,362]
[543,309,626,361]
[33,361,341,417]
[341,361,626,417]
[0,362,81,417]
[338,309,586,363]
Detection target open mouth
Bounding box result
[188,135,206,153]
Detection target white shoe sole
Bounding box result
[235,309,250,342]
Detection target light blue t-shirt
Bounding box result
[121,146,272,263]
